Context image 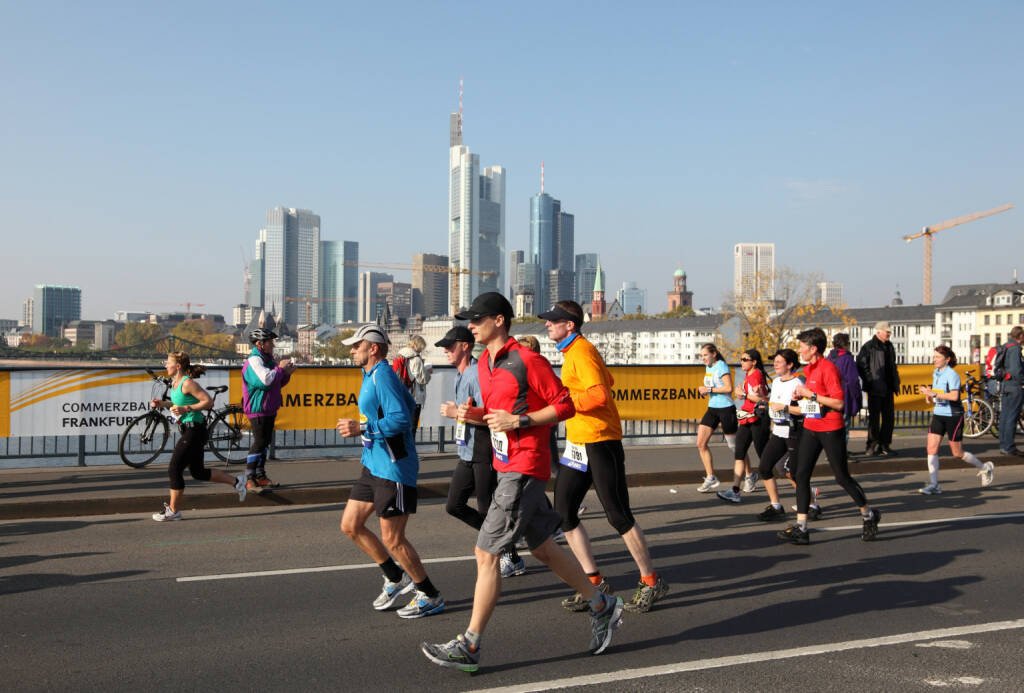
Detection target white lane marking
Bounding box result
[916,640,974,649]
[466,619,1024,693]
[176,554,475,582]
[817,511,1024,532]
[925,677,985,687]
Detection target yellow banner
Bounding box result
[0,371,9,437]
[606,365,710,420]
[893,364,980,411]
[229,368,362,431]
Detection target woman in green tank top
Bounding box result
[150,351,248,522]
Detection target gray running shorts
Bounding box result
[477,471,562,555]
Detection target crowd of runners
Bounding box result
[148,290,1018,674]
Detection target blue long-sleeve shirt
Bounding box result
[358,361,419,486]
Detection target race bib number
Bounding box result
[490,430,509,463]
[703,375,715,389]
[772,424,790,438]
[359,413,372,448]
[559,440,589,472]
[799,399,822,419]
[455,420,468,447]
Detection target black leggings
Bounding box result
[247,415,276,472]
[554,440,635,535]
[168,424,211,491]
[446,459,497,530]
[758,432,799,480]
[794,428,867,513]
[735,417,769,461]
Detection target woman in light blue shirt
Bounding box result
[695,343,737,493]
[917,345,993,494]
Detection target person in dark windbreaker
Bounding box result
[827,333,862,451]
[242,328,296,491]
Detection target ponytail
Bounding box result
[169,351,206,378]
[934,345,957,368]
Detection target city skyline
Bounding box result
[3,3,1023,322]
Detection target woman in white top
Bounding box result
[755,349,808,523]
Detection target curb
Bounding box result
[2,454,1019,521]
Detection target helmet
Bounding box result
[249,328,278,344]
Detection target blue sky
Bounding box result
[2,1,1021,322]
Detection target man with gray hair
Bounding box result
[856,321,900,457]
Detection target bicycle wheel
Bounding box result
[118,412,171,468]
[208,407,252,463]
[962,399,993,439]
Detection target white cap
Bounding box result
[341,324,390,346]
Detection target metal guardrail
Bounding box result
[0,411,937,467]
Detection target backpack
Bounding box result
[984,346,998,378]
[990,342,1014,381]
[391,355,412,388]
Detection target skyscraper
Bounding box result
[22,297,34,330]
[508,250,524,299]
[448,87,505,312]
[246,230,265,310]
[32,285,81,337]
[817,281,843,306]
[320,240,359,325]
[617,281,647,315]
[733,243,775,301]
[412,253,449,318]
[262,207,321,326]
[575,253,602,306]
[530,196,574,305]
[359,271,394,323]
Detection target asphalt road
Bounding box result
[3,464,1024,692]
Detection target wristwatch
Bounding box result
[811,393,818,402]
[518,415,530,429]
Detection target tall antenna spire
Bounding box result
[541,161,545,194]
[458,77,463,139]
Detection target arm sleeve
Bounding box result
[573,383,611,412]
[368,372,411,438]
[1009,346,1024,381]
[247,355,279,387]
[855,347,869,383]
[526,354,576,421]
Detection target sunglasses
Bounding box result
[740,357,752,362]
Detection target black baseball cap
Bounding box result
[455,292,514,322]
[435,326,474,348]
[537,304,578,323]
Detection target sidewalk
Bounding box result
[0,435,1020,520]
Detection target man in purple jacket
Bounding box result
[242,328,296,490]
[827,333,862,453]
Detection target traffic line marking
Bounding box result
[176,554,475,582]
[817,511,1024,532]
[148,536,267,547]
[465,619,1024,693]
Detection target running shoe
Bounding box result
[696,475,720,493]
[777,524,810,545]
[623,577,669,614]
[861,508,882,542]
[791,504,824,520]
[758,504,786,522]
[741,472,759,493]
[152,503,182,522]
[421,635,480,673]
[978,461,994,487]
[252,473,279,488]
[372,573,414,611]
[397,590,446,619]
[562,579,612,612]
[499,553,526,578]
[234,474,247,502]
[589,595,624,655]
[716,489,742,504]
[919,483,942,495]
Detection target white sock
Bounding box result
[927,454,940,485]
[724,434,736,452]
[961,451,984,470]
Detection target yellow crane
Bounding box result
[341,260,495,318]
[904,203,1013,303]
[285,296,352,326]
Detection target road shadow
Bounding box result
[0,569,149,595]
[0,551,109,571]
[0,517,137,538]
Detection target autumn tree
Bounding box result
[656,305,696,318]
[115,322,164,347]
[314,330,355,363]
[721,268,855,360]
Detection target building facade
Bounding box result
[412,253,449,318]
[666,268,693,311]
[32,285,81,337]
[617,281,647,316]
[575,253,601,306]
[733,243,775,302]
[320,240,359,325]
[358,271,394,323]
[817,281,844,306]
[262,207,321,326]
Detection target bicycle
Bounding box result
[117,368,251,468]
[962,374,995,438]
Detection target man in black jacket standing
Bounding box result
[857,321,900,457]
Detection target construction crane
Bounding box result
[285,295,353,326]
[904,203,1013,303]
[138,301,207,316]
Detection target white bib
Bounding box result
[559,440,589,472]
[799,399,822,419]
[455,419,468,447]
[490,430,509,463]
[703,375,715,389]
